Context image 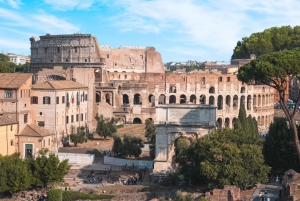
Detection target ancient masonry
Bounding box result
[29,33,275,133]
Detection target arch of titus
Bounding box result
[153,104,217,172]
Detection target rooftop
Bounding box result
[18,124,52,137]
[32,80,88,90]
[0,73,32,89]
[0,116,18,126]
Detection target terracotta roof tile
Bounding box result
[0,73,32,89]
[32,80,88,90]
[0,116,18,126]
[18,124,53,137]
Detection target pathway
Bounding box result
[251,180,282,201]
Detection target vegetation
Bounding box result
[69,126,87,147]
[231,25,300,59]
[0,53,29,73]
[263,118,300,174]
[161,173,181,186]
[238,47,300,164]
[95,114,117,139]
[145,119,156,159]
[47,189,114,201]
[178,106,270,190]
[116,124,124,129]
[112,134,144,158]
[175,190,194,201]
[0,153,70,195]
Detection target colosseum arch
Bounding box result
[134,94,142,105]
[180,95,187,104]
[148,94,155,107]
[262,95,265,106]
[217,95,223,110]
[217,118,222,128]
[133,118,142,124]
[158,94,166,104]
[253,95,257,107]
[226,95,231,107]
[96,92,100,103]
[266,94,269,105]
[233,95,238,108]
[209,87,215,94]
[105,93,111,105]
[247,95,251,110]
[240,95,245,108]
[200,94,206,104]
[209,96,215,105]
[240,86,246,93]
[169,95,176,104]
[225,118,230,127]
[123,94,129,104]
[258,95,261,106]
[232,117,237,128]
[190,94,196,104]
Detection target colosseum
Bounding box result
[29,33,275,131]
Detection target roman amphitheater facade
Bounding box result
[30,34,275,132]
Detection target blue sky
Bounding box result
[1,0,300,63]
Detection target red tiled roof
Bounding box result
[0,73,32,89]
[0,116,18,126]
[18,124,53,137]
[32,80,88,90]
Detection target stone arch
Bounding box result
[258,95,261,106]
[96,92,100,103]
[148,94,155,107]
[169,95,176,104]
[123,94,129,105]
[247,95,251,110]
[158,94,166,104]
[209,87,215,94]
[200,94,206,104]
[262,87,265,92]
[190,94,196,104]
[225,117,230,127]
[133,118,142,124]
[266,94,269,105]
[217,95,223,110]
[232,117,237,128]
[240,95,245,108]
[217,118,222,128]
[209,96,215,105]
[180,95,187,104]
[105,93,111,105]
[253,95,257,107]
[240,86,246,93]
[261,116,265,126]
[233,95,238,108]
[262,95,265,106]
[257,116,261,126]
[134,94,142,105]
[226,95,231,107]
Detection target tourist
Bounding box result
[259,192,262,200]
[276,175,279,183]
[264,191,268,198]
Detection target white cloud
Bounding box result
[106,0,300,61]
[43,0,96,11]
[6,0,21,9]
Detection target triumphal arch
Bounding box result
[153,104,217,173]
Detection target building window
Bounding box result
[62,96,65,104]
[71,115,74,123]
[106,54,109,58]
[10,140,14,146]
[75,47,77,52]
[48,138,50,146]
[219,77,222,82]
[81,113,83,121]
[20,90,22,98]
[39,112,43,116]
[125,75,127,79]
[140,55,143,60]
[85,59,87,62]
[66,59,68,62]
[43,140,45,147]
[85,94,88,101]
[5,91,12,98]
[227,77,230,82]
[43,96,51,104]
[45,48,47,53]
[31,96,38,104]
[38,121,45,127]
[76,114,79,122]
[57,47,60,53]
[56,96,59,104]
[24,114,28,123]
[201,77,205,84]
[10,125,12,131]
[66,116,69,124]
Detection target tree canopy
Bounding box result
[69,126,87,147]
[145,119,156,159]
[231,25,300,59]
[237,48,300,164]
[112,134,144,158]
[95,114,116,139]
[0,53,29,73]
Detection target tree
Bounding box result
[0,53,9,62]
[112,134,144,158]
[262,118,300,174]
[95,113,116,139]
[69,126,87,147]
[34,153,70,188]
[0,153,33,195]
[112,134,122,156]
[237,48,300,164]
[145,119,156,159]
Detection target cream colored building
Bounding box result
[0,116,18,156]
[16,124,53,158]
[30,80,88,149]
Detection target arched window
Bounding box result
[180,95,186,104]
[190,95,196,104]
[134,94,142,105]
[158,94,166,104]
[217,95,223,110]
[169,95,176,104]
[209,87,215,94]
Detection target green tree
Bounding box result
[121,135,144,158]
[0,153,33,195]
[0,53,9,62]
[237,48,300,164]
[0,62,14,73]
[175,190,184,201]
[34,153,70,188]
[69,126,87,147]
[145,119,156,159]
[95,113,116,139]
[112,134,122,156]
[263,118,300,174]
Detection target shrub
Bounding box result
[62,191,114,201]
[116,124,124,129]
[47,189,62,201]
[161,173,180,186]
